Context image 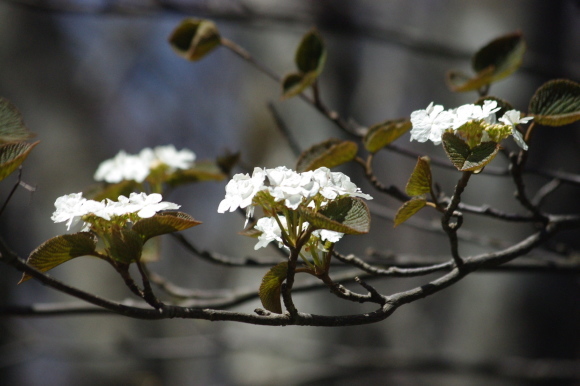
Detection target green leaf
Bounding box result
[166,161,227,188]
[363,118,412,153]
[281,72,320,100]
[0,97,35,143]
[0,141,39,182]
[296,138,358,172]
[446,31,526,92]
[169,18,221,61]
[394,198,427,227]
[299,197,371,235]
[442,132,500,172]
[295,29,326,74]
[19,232,97,284]
[133,212,202,242]
[259,262,288,314]
[528,79,580,126]
[406,156,432,197]
[281,29,326,100]
[108,228,143,264]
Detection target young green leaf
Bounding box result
[446,31,526,92]
[442,132,500,172]
[406,156,432,197]
[0,97,35,143]
[169,18,221,61]
[0,141,39,182]
[394,198,427,227]
[299,197,371,235]
[296,138,358,172]
[363,118,412,153]
[529,79,580,126]
[259,262,288,314]
[133,212,202,242]
[281,29,326,100]
[108,228,143,264]
[295,29,326,75]
[19,232,97,284]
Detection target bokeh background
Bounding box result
[0,1,579,385]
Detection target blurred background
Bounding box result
[0,0,579,385]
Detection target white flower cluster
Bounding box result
[217,166,373,217]
[52,192,180,231]
[94,145,196,183]
[410,101,533,149]
[253,216,343,250]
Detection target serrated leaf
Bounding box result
[133,212,201,242]
[259,262,288,314]
[0,141,39,182]
[394,198,427,227]
[446,31,525,92]
[299,197,370,235]
[108,228,143,264]
[528,79,580,126]
[296,138,358,172]
[166,161,227,187]
[442,132,500,171]
[19,232,97,283]
[169,18,221,61]
[295,29,326,74]
[0,97,35,143]
[363,118,412,153]
[406,156,432,196]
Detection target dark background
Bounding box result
[0,1,578,385]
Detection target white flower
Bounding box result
[94,151,150,183]
[499,110,534,150]
[313,229,344,243]
[149,145,196,171]
[94,145,197,183]
[217,167,266,220]
[479,100,501,123]
[313,167,373,201]
[266,166,318,209]
[109,192,180,218]
[410,102,455,144]
[52,192,180,230]
[254,216,285,250]
[219,167,372,222]
[51,193,90,230]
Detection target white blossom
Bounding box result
[217,167,266,213]
[52,192,180,230]
[451,100,500,129]
[218,166,372,220]
[94,151,150,183]
[51,193,92,230]
[499,110,534,150]
[149,145,196,171]
[313,229,344,243]
[410,102,455,144]
[253,216,285,250]
[312,167,373,201]
[94,145,196,183]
